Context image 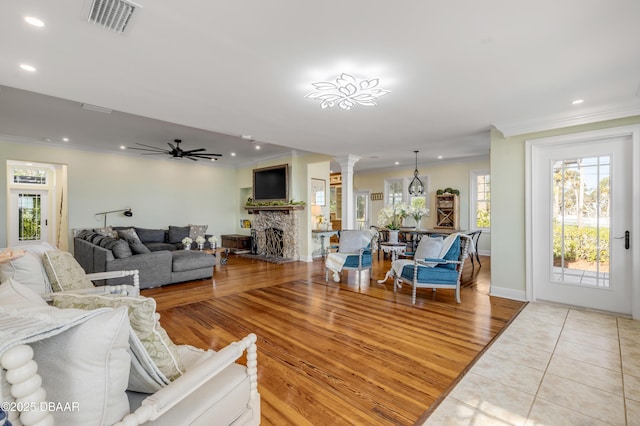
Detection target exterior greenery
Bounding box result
[553,224,609,263]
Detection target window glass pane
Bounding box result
[475,173,491,228]
[18,193,42,241]
[386,179,403,205]
[13,168,47,185]
[552,156,610,288]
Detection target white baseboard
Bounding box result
[490,286,527,301]
[298,255,314,262]
[478,250,491,257]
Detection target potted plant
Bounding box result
[377,203,410,243]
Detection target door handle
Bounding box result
[614,230,630,250]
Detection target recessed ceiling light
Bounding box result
[255,145,261,150]
[62,137,69,142]
[211,158,217,162]
[120,145,126,150]
[19,64,37,72]
[230,152,236,156]
[394,161,400,165]
[437,155,443,159]
[571,99,584,105]
[24,16,44,27]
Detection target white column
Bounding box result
[336,155,361,230]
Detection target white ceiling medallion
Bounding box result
[305,73,390,110]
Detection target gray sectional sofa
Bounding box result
[73,226,216,289]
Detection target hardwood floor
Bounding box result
[143,254,524,425]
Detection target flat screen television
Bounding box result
[252,164,289,202]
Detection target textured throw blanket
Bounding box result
[325,252,351,275]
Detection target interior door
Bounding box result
[8,189,50,246]
[531,135,632,314]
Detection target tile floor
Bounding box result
[424,302,640,425]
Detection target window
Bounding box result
[12,167,47,185]
[385,179,403,206]
[471,170,490,229]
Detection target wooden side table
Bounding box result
[202,247,230,265]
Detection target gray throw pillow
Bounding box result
[135,228,166,244]
[168,226,190,244]
[99,236,133,259]
[118,228,151,254]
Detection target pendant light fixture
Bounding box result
[408,150,424,195]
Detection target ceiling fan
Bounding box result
[128,139,222,161]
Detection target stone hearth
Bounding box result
[247,207,302,261]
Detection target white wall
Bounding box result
[1,139,238,249]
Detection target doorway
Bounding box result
[6,161,67,248]
[355,191,370,230]
[527,127,638,315]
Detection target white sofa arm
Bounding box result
[87,269,140,296]
[115,333,259,426]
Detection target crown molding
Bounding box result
[493,98,640,138]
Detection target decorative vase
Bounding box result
[184,245,191,251]
[388,230,399,244]
[198,243,204,251]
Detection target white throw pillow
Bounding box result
[0,243,55,295]
[31,307,131,425]
[415,236,444,260]
[0,251,52,295]
[339,230,373,254]
[0,277,48,308]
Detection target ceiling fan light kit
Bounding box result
[127,139,222,161]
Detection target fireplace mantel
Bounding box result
[244,205,305,214]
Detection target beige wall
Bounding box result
[354,157,491,253]
[1,139,238,250]
[490,115,640,298]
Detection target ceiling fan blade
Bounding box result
[183,148,206,153]
[191,152,222,157]
[127,147,170,153]
[135,143,167,150]
[186,156,198,161]
[168,142,177,150]
[140,152,171,155]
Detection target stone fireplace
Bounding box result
[246,206,303,261]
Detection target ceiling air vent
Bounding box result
[88,0,141,33]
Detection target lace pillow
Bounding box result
[189,224,208,241]
[51,293,185,387]
[43,250,94,292]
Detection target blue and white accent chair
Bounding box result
[325,230,375,287]
[392,234,471,304]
